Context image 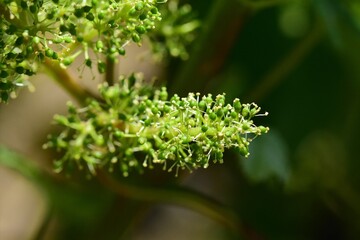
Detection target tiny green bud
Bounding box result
[60,25,68,33]
[242,122,250,130]
[259,126,269,134]
[45,48,54,58]
[63,36,73,43]
[98,12,105,20]
[54,115,69,126]
[83,6,92,12]
[20,0,28,9]
[125,149,133,157]
[114,131,124,138]
[135,3,144,11]
[0,81,12,90]
[233,99,242,112]
[144,118,152,126]
[95,135,105,145]
[216,109,224,118]
[85,58,92,67]
[132,33,141,43]
[189,100,197,108]
[151,107,158,114]
[26,46,34,54]
[47,11,55,20]
[139,13,147,20]
[0,71,9,78]
[201,125,208,132]
[159,87,168,101]
[138,137,147,145]
[188,119,195,127]
[96,40,104,51]
[62,57,74,66]
[74,8,84,18]
[33,36,40,44]
[118,48,126,55]
[77,36,84,42]
[97,61,106,73]
[209,112,217,120]
[170,146,177,153]
[86,13,95,21]
[150,7,158,14]
[91,0,98,6]
[135,26,146,34]
[199,101,206,110]
[145,99,152,107]
[15,66,25,74]
[242,106,250,118]
[128,8,137,16]
[230,111,237,119]
[29,5,37,13]
[52,52,58,60]
[239,145,248,157]
[15,37,24,46]
[163,105,170,113]
[214,151,223,160]
[138,102,146,113]
[182,136,191,144]
[250,107,259,117]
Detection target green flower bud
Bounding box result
[86,13,95,21]
[135,26,146,34]
[132,33,141,43]
[97,61,106,73]
[201,125,208,132]
[0,71,9,78]
[233,99,241,112]
[135,3,144,11]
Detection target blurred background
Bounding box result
[1,0,360,239]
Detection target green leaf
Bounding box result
[0,145,112,224]
[240,130,290,183]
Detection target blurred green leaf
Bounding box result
[240,130,290,183]
[0,145,113,225]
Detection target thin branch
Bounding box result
[105,57,115,86]
[43,58,95,105]
[97,170,259,239]
[31,207,53,240]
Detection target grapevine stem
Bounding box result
[105,57,115,86]
[43,58,94,104]
[31,207,53,240]
[97,170,259,239]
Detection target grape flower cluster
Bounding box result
[148,0,200,61]
[0,0,162,102]
[44,74,269,177]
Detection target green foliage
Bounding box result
[1,0,269,178]
[0,145,114,226]
[0,0,359,237]
[44,73,269,177]
[0,0,162,102]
